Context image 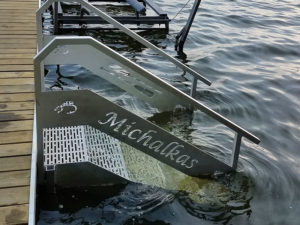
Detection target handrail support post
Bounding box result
[188,77,198,112]
[53,2,59,34]
[231,133,242,170]
[190,76,198,98]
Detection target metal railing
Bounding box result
[35,0,260,173]
[35,36,260,171]
[34,37,233,178]
[36,0,212,94]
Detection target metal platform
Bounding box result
[50,0,170,33]
[43,125,169,188]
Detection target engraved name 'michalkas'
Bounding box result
[98,112,199,169]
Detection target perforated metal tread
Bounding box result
[43,125,129,179]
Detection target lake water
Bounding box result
[38,0,300,224]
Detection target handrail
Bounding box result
[36,2,260,170]
[36,0,212,86]
[35,36,260,146]
[35,37,236,176]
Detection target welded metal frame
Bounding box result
[52,0,170,33]
[30,3,261,224]
[35,37,232,184]
[35,1,260,187]
[35,37,260,182]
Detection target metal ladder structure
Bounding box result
[34,0,260,190]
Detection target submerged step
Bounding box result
[43,125,129,179]
[43,125,168,188]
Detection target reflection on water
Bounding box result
[39,0,300,224]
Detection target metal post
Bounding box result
[165,18,169,33]
[231,133,242,170]
[175,0,201,53]
[190,76,198,98]
[53,2,59,34]
[188,77,198,112]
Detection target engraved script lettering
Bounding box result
[98,112,199,169]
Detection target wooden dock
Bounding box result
[0,0,37,224]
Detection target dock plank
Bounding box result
[0,19,35,23]
[0,186,30,206]
[0,204,29,225]
[0,78,34,85]
[0,14,35,18]
[0,23,36,28]
[0,0,39,223]
[0,85,34,94]
[0,4,36,8]
[0,49,36,54]
[0,65,34,71]
[0,7,36,11]
[0,131,32,145]
[0,30,36,35]
[0,35,36,39]
[0,39,36,44]
[0,72,34,78]
[0,93,34,102]
[0,170,30,188]
[0,143,32,157]
[0,54,35,59]
[0,101,34,112]
[0,43,36,48]
[0,27,36,32]
[0,59,33,65]
[0,120,33,132]
[0,110,34,122]
[0,156,31,172]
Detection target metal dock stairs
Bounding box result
[34,0,260,191]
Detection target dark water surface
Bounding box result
[39,0,300,224]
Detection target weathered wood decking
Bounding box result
[0,0,37,224]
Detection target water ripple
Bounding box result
[41,0,300,224]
